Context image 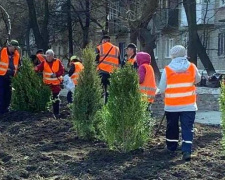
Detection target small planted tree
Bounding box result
[100,65,154,152]
[72,46,103,140]
[11,58,51,112]
[220,79,225,150]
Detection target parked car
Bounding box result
[198,70,225,88]
[207,73,224,88]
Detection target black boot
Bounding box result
[52,93,60,119]
[182,152,191,161]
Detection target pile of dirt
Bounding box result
[0,101,224,179]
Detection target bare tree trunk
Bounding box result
[138,28,160,82]
[42,0,49,51]
[25,24,31,56]
[0,5,11,42]
[67,0,73,57]
[183,0,215,75]
[104,0,109,35]
[82,0,90,48]
[196,34,215,75]
[26,0,49,51]
[130,27,138,45]
[183,0,198,65]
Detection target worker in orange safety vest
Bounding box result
[136,52,157,105]
[0,40,21,115]
[96,35,120,104]
[124,43,138,69]
[158,45,201,161]
[35,49,64,119]
[67,55,84,103]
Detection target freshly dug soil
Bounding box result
[0,100,224,180]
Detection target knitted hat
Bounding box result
[170,45,186,58]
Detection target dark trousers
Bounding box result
[166,111,195,153]
[0,76,12,114]
[67,91,73,104]
[99,72,110,104]
[52,93,60,115]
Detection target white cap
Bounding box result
[46,49,54,56]
[170,45,186,58]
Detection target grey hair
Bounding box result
[46,49,54,56]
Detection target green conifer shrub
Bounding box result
[11,58,51,112]
[220,79,225,150]
[72,46,103,140]
[99,65,154,152]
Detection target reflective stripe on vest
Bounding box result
[165,63,196,107]
[139,64,157,103]
[97,42,119,73]
[0,47,20,76]
[43,59,62,85]
[71,62,84,85]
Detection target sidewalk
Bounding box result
[195,111,221,125]
[60,89,222,125]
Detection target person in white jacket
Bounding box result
[158,45,201,161]
[63,74,75,103]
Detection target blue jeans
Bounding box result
[165,111,195,153]
[0,76,12,114]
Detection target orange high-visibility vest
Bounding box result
[71,62,84,85]
[97,42,119,73]
[36,53,46,63]
[127,56,136,65]
[0,47,20,76]
[43,59,62,85]
[139,64,157,103]
[165,63,196,107]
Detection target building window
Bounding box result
[200,33,210,52]
[109,2,120,20]
[218,33,225,56]
[220,0,225,6]
[165,38,174,58]
[158,0,169,9]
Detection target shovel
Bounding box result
[154,112,166,137]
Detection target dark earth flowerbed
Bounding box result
[0,100,224,180]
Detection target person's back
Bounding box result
[136,52,157,104]
[159,46,201,112]
[96,35,120,104]
[97,41,120,73]
[68,56,84,85]
[71,61,84,85]
[158,45,201,161]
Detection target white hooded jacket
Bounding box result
[158,57,201,112]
